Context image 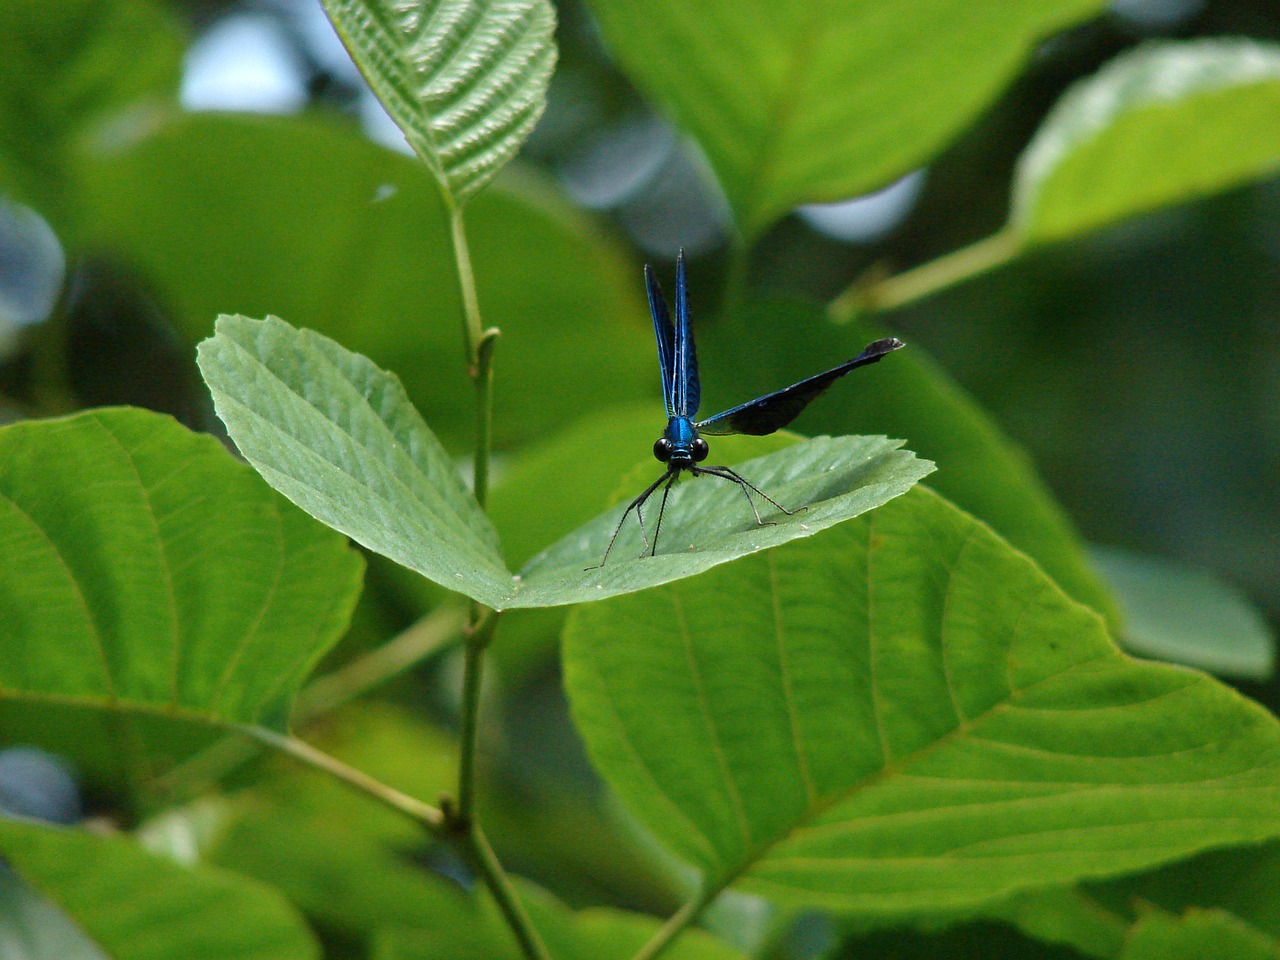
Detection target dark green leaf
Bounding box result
[1120,909,1279,960]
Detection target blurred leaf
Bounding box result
[1092,546,1275,680]
[0,819,319,960]
[72,111,652,451]
[375,878,745,960]
[201,314,931,608]
[0,0,182,221]
[1120,908,1279,960]
[564,486,1280,912]
[708,301,1120,625]
[0,408,363,730]
[0,867,107,960]
[1013,39,1280,245]
[321,0,556,205]
[586,0,1102,237]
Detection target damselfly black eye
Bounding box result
[653,438,672,462]
[692,438,709,462]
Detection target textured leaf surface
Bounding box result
[0,820,318,960]
[321,0,556,203]
[200,314,931,609]
[1013,39,1280,244]
[1093,546,1275,680]
[0,408,363,730]
[564,486,1280,912]
[587,0,1102,237]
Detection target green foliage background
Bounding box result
[1,0,1279,958]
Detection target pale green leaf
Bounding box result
[0,820,319,960]
[321,0,556,204]
[1121,909,1279,960]
[199,314,932,609]
[1013,39,1280,244]
[564,486,1280,912]
[586,0,1103,237]
[1093,546,1275,680]
[0,408,363,730]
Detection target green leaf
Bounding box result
[0,408,363,730]
[563,486,1280,912]
[0,819,319,960]
[1012,39,1280,245]
[321,0,556,205]
[72,111,653,452]
[1120,909,1279,960]
[197,313,513,607]
[709,301,1120,626]
[0,867,107,960]
[586,0,1102,238]
[0,0,182,222]
[199,313,932,609]
[1092,546,1275,680]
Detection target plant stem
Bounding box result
[151,606,467,800]
[826,227,1021,322]
[456,608,497,821]
[459,822,552,960]
[243,727,444,832]
[630,886,716,960]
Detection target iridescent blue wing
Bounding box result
[696,338,904,436]
[673,250,701,418]
[645,264,676,416]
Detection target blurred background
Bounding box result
[1,0,1278,936]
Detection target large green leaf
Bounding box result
[1012,39,1280,245]
[72,111,652,451]
[564,486,1280,912]
[0,820,318,960]
[586,0,1102,237]
[199,314,932,609]
[321,0,556,205]
[1093,546,1275,680]
[706,301,1119,625]
[0,0,182,223]
[0,408,363,730]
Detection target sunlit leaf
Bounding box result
[0,819,319,960]
[586,0,1102,237]
[1093,546,1275,680]
[0,408,363,731]
[321,0,556,204]
[200,313,932,609]
[1013,39,1280,245]
[564,486,1280,912]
